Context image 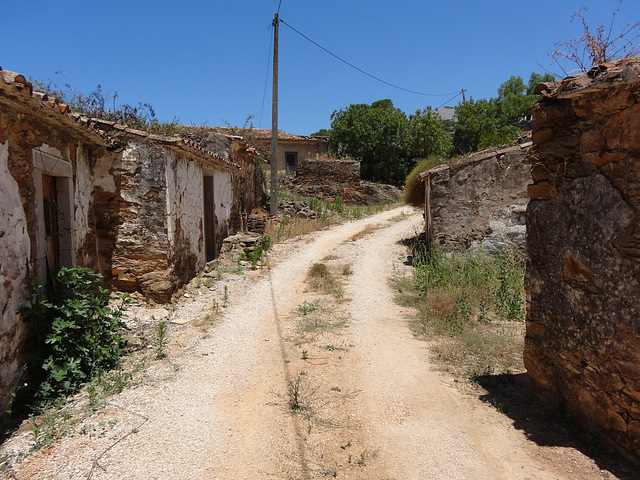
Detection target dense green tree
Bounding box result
[310,128,331,137]
[330,99,410,185]
[497,76,526,98]
[405,108,453,161]
[453,98,519,154]
[452,72,553,154]
[498,76,535,121]
[526,72,555,95]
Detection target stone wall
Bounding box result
[111,140,172,300]
[524,57,640,460]
[296,157,361,185]
[279,157,401,206]
[0,70,262,414]
[0,74,116,414]
[421,144,531,254]
[109,134,249,303]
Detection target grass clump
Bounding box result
[306,263,344,299]
[397,241,526,378]
[404,156,445,207]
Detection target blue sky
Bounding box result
[2,0,639,135]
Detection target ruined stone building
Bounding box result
[204,126,329,175]
[525,57,640,461]
[0,68,261,413]
[419,141,531,255]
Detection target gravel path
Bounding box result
[4,205,615,479]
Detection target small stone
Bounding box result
[170,318,191,325]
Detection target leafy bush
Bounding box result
[22,267,131,399]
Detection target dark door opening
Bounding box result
[42,174,60,274]
[203,175,216,261]
[285,151,298,175]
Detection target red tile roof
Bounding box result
[0,67,240,169]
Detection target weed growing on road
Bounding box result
[294,302,346,341]
[155,321,168,359]
[306,263,344,298]
[347,224,383,242]
[396,240,526,379]
[288,375,307,412]
[297,300,320,316]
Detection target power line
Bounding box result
[277,0,283,14]
[279,18,460,98]
[436,91,463,109]
[259,24,274,128]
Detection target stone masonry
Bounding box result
[524,57,640,460]
[420,142,531,255]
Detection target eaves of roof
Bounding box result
[0,68,113,148]
[202,126,320,142]
[418,139,532,182]
[0,68,240,170]
[88,118,240,170]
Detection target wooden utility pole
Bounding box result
[461,88,466,104]
[270,13,279,216]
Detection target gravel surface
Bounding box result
[1,206,621,479]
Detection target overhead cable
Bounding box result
[279,18,460,97]
[259,24,274,128]
[436,91,463,109]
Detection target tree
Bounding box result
[497,76,539,122]
[405,108,452,160]
[526,72,555,95]
[330,99,409,185]
[497,76,526,98]
[453,98,519,154]
[310,128,331,137]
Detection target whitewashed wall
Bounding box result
[165,152,206,271]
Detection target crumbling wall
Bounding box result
[0,140,31,411]
[524,57,640,460]
[214,170,233,242]
[296,158,361,185]
[165,150,204,285]
[0,94,116,415]
[280,157,400,205]
[422,144,530,254]
[111,140,172,301]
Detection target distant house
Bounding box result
[0,68,261,413]
[205,127,329,174]
[434,106,456,122]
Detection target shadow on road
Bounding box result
[475,372,639,480]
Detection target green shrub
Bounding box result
[22,267,131,400]
[404,156,444,207]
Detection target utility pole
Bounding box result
[461,88,466,104]
[270,12,279,216]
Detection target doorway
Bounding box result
[285,151,298,175]
[203,174,216,261]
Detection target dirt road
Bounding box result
[6,206,613,479]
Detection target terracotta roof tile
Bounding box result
[0,67,241,169]
[198,126,319,142]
